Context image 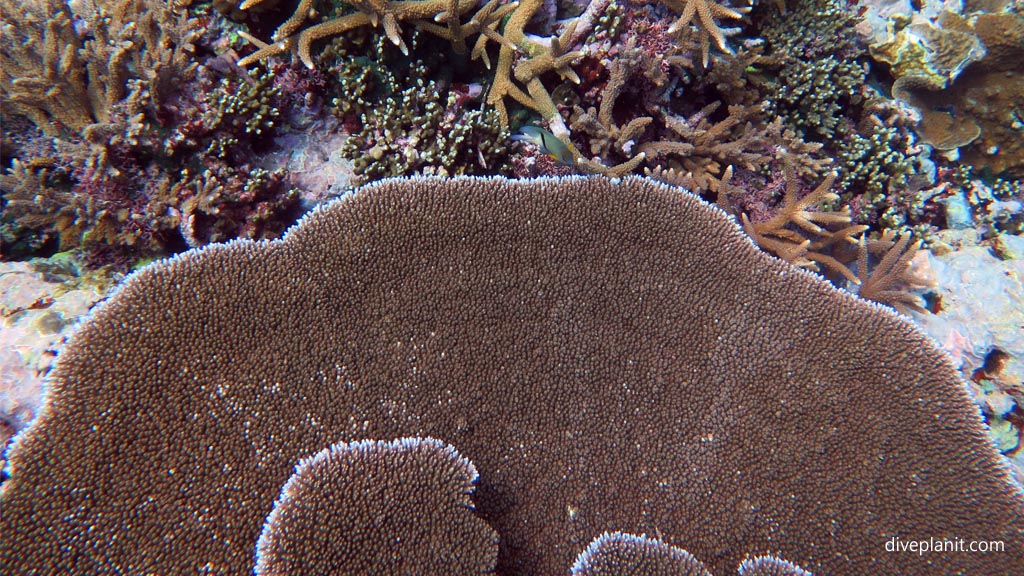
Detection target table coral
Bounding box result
[254,437,498,575]
[1,176,1021,575]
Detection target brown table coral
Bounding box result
[1,176,1021,574]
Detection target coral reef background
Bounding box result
[1,0,1023,569]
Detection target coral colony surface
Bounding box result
[0,0,1023,573]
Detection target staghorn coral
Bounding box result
[653,161,939,315]
[484,0,587,129]
[1,7,323,269]
[572,46,652,161]
[1,158,83,253]
[237,0,586,129]
[0,157,183,263]
[697,42,769,107]
[254,437,498,575]
[568,15,833,185]
[568,41,653,176]
[854,230,935,315]
[721,166,866,283]
[1,176,1022,575]
[1,61,304,267]
[659,0,751,66]
[759,117,833,178]
[0,0,98,136]
[0,1,285,267]
[640,102,769,192]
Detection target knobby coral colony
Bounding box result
[1,177,1023,575]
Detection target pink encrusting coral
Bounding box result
[0,176,1021,574]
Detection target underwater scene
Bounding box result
[1,0,1023,573]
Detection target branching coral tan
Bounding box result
[856,230,935,314]
[570,44,652,176]
[661,0,751,66]
[573,52,653,159]
[725,167,868,282]
[238,0,585,132]
[1,0,202,157]
[641,102,769,192]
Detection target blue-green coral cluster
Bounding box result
[759,0,931,212]
[342,77,511,183]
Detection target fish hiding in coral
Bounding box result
[512,126,577,166]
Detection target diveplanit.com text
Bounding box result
[886,536,1006,555]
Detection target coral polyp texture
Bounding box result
[570,532,716,576]
[736,556,812,576]
[569,532,812,576]
[254,437,498,575]
[1,176,1021,575]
